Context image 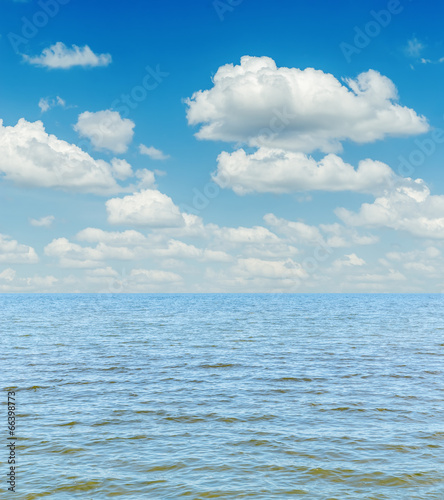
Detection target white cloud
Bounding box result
[336,180,444,238]
[0,268,57,292]
[264,214,378,249]
[130,268,182,284]
[74,110,135,154]
[405,37,425,58]
[29,215,55,228]
[419,57,444,65]
[24,42,112,69]
[202,249,233,262]
[385,247,440,274]
[127,269,183,291]
[186,56,428,153]
[386,246,440,262]
[111,159,133,180]
[46,227,232,269]
[139,144,170,160]
[214,148,397,195]
[264,213,323,243]
[150,239,202,259]
[106,189,185,228]
[0,119,138,194]
[331,253,366,270]
[319,223,379,247]
[0,234,38,263]
[345,270,407,284]
[153,213,211,239]
[234,257,307,280]
[405,39,444,66]
[44,233,152,269]
[134,168,156,188]
[45,233,152,268]
[77,267,184,293]
[87,267,119,278]
[149,239,231,262]
[0,268,16,282]
[39,96,66,113]
[39,98,50,113]
[44,238,106,268]
[213,225,279,244]
[76,228,147,245]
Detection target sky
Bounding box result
[1,0,444,292]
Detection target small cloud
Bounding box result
[24,42,112,69]
[135,168,156,188]
[38,98,50,113]
[30,216,55,228]
[418,57,444,66]
[38,96,66,113]
[74,110,135,154]
[111,158,133,180]
[405,38,444,66]
[0,269,15,282]
[405,37,425,58]
[139,144,170,160]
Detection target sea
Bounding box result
[1,293,443,499]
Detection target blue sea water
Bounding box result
[1,293,444,499]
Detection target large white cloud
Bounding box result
[106,189,185,228]
[0,119,135,194]
[214,148,397,194]
[336,180,444,238]
[24,42,112,69]
[186,56,428,153]
[74,110,135,154]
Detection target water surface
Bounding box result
[1,294,443,498]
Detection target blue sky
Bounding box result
[1,0,444,292]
